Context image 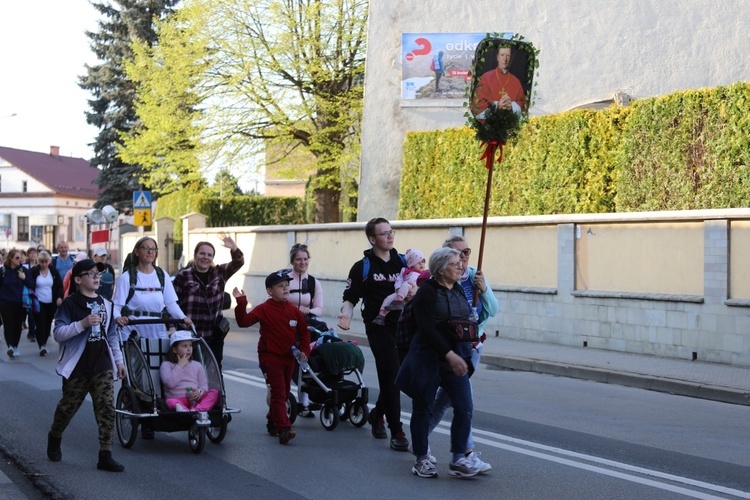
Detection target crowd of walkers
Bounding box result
[2,220,498,479]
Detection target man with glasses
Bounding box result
[338,217,410,452]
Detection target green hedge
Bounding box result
[155,192,305,242]
[400,82,750,218]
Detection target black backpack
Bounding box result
[121,265,167,317]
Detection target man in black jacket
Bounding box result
[338,217,410,452]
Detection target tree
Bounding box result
[211,169,244,197]
[204,0,368,223]
[118,1,210,195]
[80,0,179,212]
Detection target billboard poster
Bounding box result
[401,32,512,101]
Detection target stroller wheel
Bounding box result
[115,385,139,448]
[286,393,298,424]
[320,402,340,431]
[349,398,369,427]
[188,425,207,454]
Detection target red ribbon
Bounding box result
[479,140,505,169]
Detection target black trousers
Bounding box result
[365,322,403,434]
[0,304,24,348]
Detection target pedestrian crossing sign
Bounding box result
[133,190,151,209]
[134,209,152,227]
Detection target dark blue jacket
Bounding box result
[0,265,35,306]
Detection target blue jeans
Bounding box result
[411,366,473,458]
[427,344,482,451]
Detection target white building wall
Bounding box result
[358,0,750,220]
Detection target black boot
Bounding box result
[97,450,124,472]
[47,433,62,462]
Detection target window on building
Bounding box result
[22,180,28,193]
[67,217,73,242]
[17,216,29,241]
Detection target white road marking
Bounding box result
[224,371,749,499]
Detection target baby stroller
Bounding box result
[288,333,369,431]
[114,319,240,453]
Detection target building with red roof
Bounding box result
[0,145,99,252]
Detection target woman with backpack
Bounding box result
[113,236,192,340]
[287,243,325,416]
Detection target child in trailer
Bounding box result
[373,248,426,325]
[233,269,310,445]
[46,259,127,472]
[160,331,220,412]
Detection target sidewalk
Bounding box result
[321,315,750,407]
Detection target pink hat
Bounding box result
[405,248,425,269]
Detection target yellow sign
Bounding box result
[134,209,152,227]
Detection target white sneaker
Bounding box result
[466,451,491,474]
[448,457,480,478]
[174,403,188,412]
[11,346,20,358]
[412,458,438,478]
[407,444,437,464]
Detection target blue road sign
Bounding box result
[133,191,152,209]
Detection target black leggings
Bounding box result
[0,303,24,348]
[366,322,403,434]
[34,302,57,348]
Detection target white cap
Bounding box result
[169,331,199,346]
[93,247,108,257]
[74,252,88,263]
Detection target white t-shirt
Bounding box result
[35,271,54,304]
[113,267,186,339]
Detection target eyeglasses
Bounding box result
[79,271,102,279]
[374,230,396,238]
[447,261,463,269]
[139,247,157,253]
[292,243,308,250]
[459,248,471,257]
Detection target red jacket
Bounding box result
[234,296,310,362]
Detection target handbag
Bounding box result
[215,316,231,339]
[444,291,479,343]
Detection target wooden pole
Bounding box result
[473,142,496,307]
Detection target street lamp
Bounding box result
[85,205,119,255]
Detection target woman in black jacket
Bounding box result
[30,251,64,356]
[0,248,35,358]
[395,247,480,479]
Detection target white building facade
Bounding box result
[358,0,750,220]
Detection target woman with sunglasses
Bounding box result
[0,248,35,358]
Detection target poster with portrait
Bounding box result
[469,36,535,118]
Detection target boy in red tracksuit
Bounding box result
[233,269,310,444]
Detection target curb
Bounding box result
[480,354,750,407]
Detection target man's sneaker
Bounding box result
[97,450,124,472]
[39,345,47,357]
[412,458,438,478]
[278,427,296,444]
[390,431,410,451]
[11,347,19,358]
[6,348,14,359]
[27,333,35,342]
[448,457,481,478]
[372,315,386,326]
[465,451,491,474]
[367,411,387,439]
[385,299,405,311]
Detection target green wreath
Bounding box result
[471,104,521,144]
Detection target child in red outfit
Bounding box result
[233,269,310,444]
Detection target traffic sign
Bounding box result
[134,209,152,227]
[133,191,152,209]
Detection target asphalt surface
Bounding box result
[2,315,748,498]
